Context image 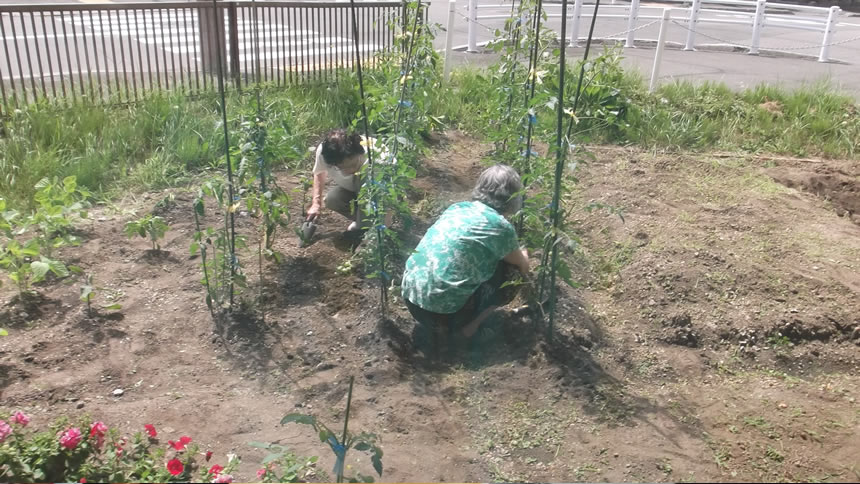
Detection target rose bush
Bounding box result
[0,413,241,483]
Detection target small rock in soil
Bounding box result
[112,389,124,397]
[76,402,85,409]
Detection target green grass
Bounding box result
[443,66,860,158]
[3,60,857,212]
[0,78,363,210]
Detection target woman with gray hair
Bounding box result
[401,164,531,343]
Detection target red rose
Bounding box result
[166,458,184,476]
[144,424,157,438]
[205,450,213,461]
[208,464,224,476]
[89,421,108,450]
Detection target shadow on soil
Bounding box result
[380,288,703,444]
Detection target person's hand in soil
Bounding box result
[504,247,531,276]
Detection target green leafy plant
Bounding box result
[191,178,247,316]
[80,273,122,317]
[0,239,68,296]
[280,378,382,483]
[27,176,91,258]
[280,414,382,483]
[248,443,320,483]
[0,198,71,297]
[124,214,170,252]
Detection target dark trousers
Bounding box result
[404,261,511,334]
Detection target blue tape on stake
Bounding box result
[521,149,539,158]
[399,100,413,108]
[528,113,537,125]
[327,437,347,478]
[380,271,391,281]
[376,224,387,231]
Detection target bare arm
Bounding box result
[504,247,530,275]
[307,171,327,220]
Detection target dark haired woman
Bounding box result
[307,129,391,232]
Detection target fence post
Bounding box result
[227,3,241,87]
[199,0,228,77]
[818,6,839,62]
[570,0,584,46]
[749,0,766,55]
[684,0,701,50]
[625,0,641,48]
[443,0,456,81]
[649,8,671,93]
[467,0,478,52]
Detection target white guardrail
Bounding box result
[458,0,846,62]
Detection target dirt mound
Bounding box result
[768,163,860,225]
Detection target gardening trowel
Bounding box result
[299,214,318,248]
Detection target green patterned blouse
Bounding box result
[401,201,519,314]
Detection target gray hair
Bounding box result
[472,164,523,215]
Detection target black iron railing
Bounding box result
[0,1,411,109]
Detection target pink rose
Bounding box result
[0,420,11,443]
[60,427,83,450]
[12,411,30,427]
[212,474,234,483]
[256,468,266,479]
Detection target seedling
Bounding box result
[124,214,169,251]
[28,176,91,258]
[80,274,122,317]
[0,239,68,296]
[247,443,320,483]
[281,377,383,483]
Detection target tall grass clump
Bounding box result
[625,80,860,157]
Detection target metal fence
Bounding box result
[464,0,851,61]
[0,1,410,110]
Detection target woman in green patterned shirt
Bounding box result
[401,165,531,343]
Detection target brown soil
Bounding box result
[1,133,858,482]
[768,161,860,226]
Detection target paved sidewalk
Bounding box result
[445,44,860,98]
